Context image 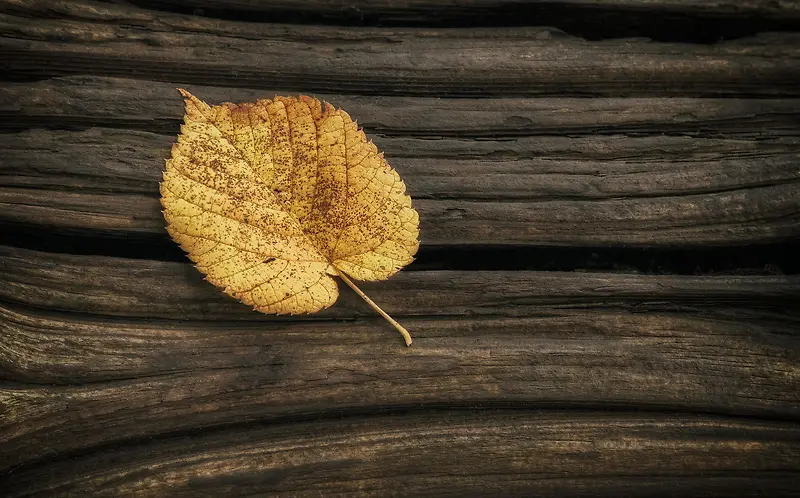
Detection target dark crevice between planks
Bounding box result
[1,223,797,275]
[4,402,799,478]
[112,0,800,44]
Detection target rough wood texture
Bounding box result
[3,246,799,320]
[4,412,799,497]
[1,248,798,474]
[130,0,800,18]
[7,76,800,136]
[2,1,800,96]
[2,78,799,246]
[1,0,799,495]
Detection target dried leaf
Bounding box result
[160,90,420,345]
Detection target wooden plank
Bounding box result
[3,411,799,496]
[1,246,797,474]
[3,126,798,246]
[2,246,798,320]
[3,301,797,387]
[1,1,797,495]
[1,77,797,247]
[138,0,800,19]
[1,301,797,456]
[4,76,800,137]
[1,1,799,96]
[4,314,797,465]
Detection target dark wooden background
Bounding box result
[1,0,800,495]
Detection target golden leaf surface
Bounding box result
[160,90,420,345]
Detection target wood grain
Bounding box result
[5,76,800,137]
[3,301,797,389]
[3,121,798,246]
[1,0,798,495]
[3,412,799,497]
[1,1,799,96]
[1,245,797,472]
[2,305,799,470]
[133,0,800,19]
[3,246,798,320]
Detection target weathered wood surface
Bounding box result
[1,245,798,474]
[4,412,799,497]
[3,246,799,321]
[2,0,800,96]
[131,0,800,18]
[2,77,799,246]
[8,76,800,136]
[1,0,799,495]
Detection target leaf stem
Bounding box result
[334,268,412,346]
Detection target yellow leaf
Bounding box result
[160,90,420,345]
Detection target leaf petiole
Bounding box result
[334,267,412,346]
